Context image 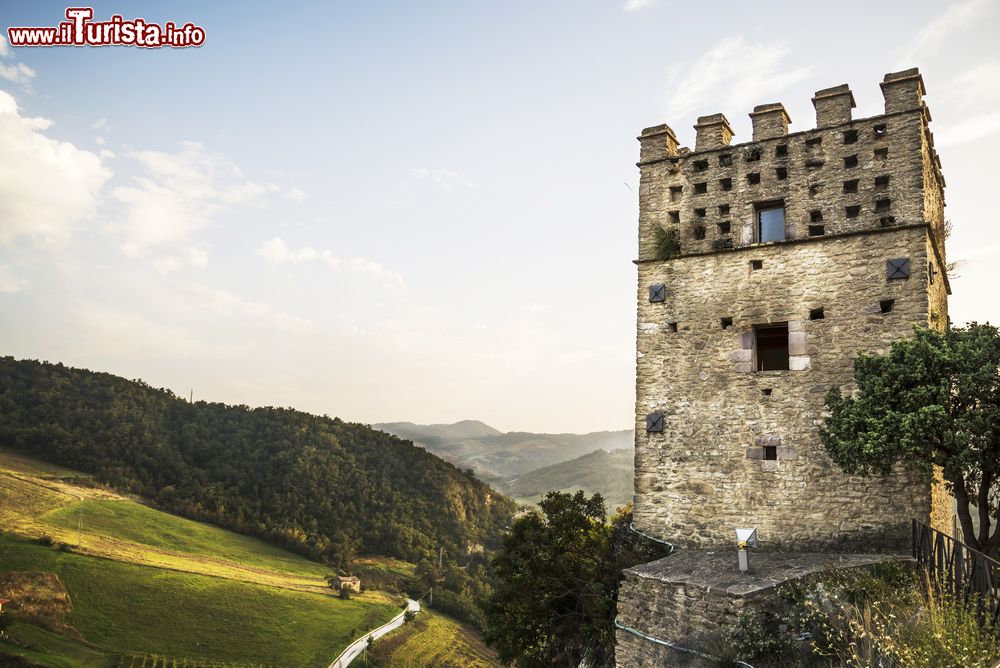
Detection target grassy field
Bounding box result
[0,449,404,666]
[0,448,500,668]
[0,535,399,666]
[0,452,329,591]
[43,499,330,579]
[368,610,498,668]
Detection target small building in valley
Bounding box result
[337,576,361,593]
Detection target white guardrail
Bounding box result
[328,598,420,668]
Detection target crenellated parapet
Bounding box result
[635,68,946,272]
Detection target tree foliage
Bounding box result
[483,492,669,667]
[820,324,1000,554]
[0,357,516,566]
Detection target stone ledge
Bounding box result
[626,550,908,599]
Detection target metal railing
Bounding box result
[912,519,1000,626]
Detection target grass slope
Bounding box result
[0,535,398,666]
[368,610,497,668]
[0,453,328,590]
[0,450,401,666]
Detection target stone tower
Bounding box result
[631,68,950,553]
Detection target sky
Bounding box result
[0,1,997,434]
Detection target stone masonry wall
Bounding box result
[633,225,934,550]
[637,108,926,259]
[616,569,749,667]
[631,69,948,551]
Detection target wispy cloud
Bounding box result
[624,0,657,11]
[256,236,406,288]
[112,141,277,255]
[0,36,36,88]
[406,167,476,192]
[661,37,810,127]
[178,282,312,333]
[0,90,111,248]
[899,0,993,64]
[936,62,1000,109]
[935,111,1000,149]
[0,265,28,294]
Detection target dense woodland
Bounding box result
[0,357,516,567]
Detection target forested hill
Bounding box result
[0,357,516,565]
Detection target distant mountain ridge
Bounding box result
[495,448,634,509]
[372,420,634,497]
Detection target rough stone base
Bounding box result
[615,550,907,667]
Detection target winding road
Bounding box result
[328,598,420,668]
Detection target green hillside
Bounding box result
[0,357,516,566]
[0,534,398,666]
[369,609,498,667]
[0,451,403,666]
[496,448,634,507]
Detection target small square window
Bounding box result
[809,307,825,320]
[806,137,822,147]
[879,216,897,227]
[808,224,825,237]
[717,221,731,234]
[718,204,730,216]
[695,207,707,218]
[776,167,788,180]
[720,178,732,191]
[844,155,858,168]
[668,322,678,332]
[670,186,683,202]
[761,388,773,396]
[721,317,733,329]
[694,182,708,194]
[775,144,788,157]
[875,199,891,213]
[694,159,709,172]
[880,299,895,314]
[873,124,887,137]
[763,445,778,460]
[756,203,785,243]
[875,147,889,160]
[746,149,761,162]
[669,211,680,224]
[693,226,706,240]
[843,129,859,144]
[810,210,823,222]
[844,179,859,194]
[748,173,761,185]
[754,323,789,371]
[875,175,890,190]
[846,205,861,219]
[750,259,764,270]
[719,154,733,167]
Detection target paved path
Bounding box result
[328,598,420,668]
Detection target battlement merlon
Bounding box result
[694,113,735,151]
[637,68,935,158]
[812,83,856,128]
[749,103,791,141]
